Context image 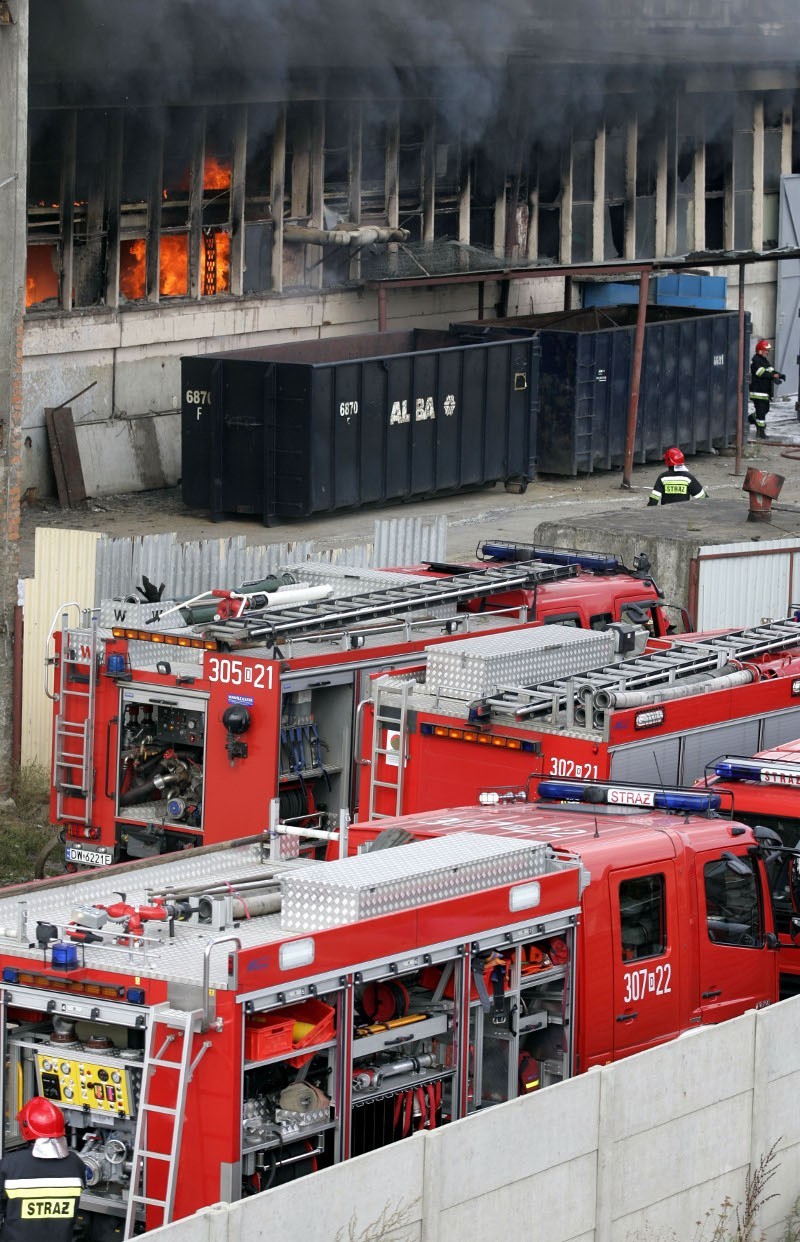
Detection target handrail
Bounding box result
[44,601,82,701]
[202,934,241,1030]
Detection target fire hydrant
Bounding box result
[742,468,785,522]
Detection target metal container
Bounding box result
[453,306,747,476]
[181,328,538,523]
[423,624,617,700]
[280,832,549,930]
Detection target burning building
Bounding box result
[5,0,800,497]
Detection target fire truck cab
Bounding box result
[403,540,688,635]
[700,738,800,995]
[346,781,784,1068]
[0,789,780,1237]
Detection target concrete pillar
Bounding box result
[0,0,27,790]
[592,125,606,262]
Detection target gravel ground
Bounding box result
[19,395,800,574]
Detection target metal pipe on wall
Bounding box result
[735,261,745,477]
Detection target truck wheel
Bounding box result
[366,827,416,851]
[33,835,67,880]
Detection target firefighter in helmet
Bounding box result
[749,338,785,439]
[0,1098,88,1242]
[647,447,708,506]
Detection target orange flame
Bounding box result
[120,239,146,301]
[202,230,231,296]
[159,235,189,297]
[25,245,59,308]
[204,154,231,191]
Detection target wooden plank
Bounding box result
[45,407,87,508]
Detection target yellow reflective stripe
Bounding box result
[755,366,767,376]
[696,489,708,498]
[649,490,661,500]
[5,1180,83,1197]
[6,1189,82,1199]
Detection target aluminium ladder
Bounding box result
[474,617,800,729]
[201,559,579,649]
[52,612,99,826]
[367,678,415,820]
[123,1006,206,1239]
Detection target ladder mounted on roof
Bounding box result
[201,559,579,650]
[473,617,800,730]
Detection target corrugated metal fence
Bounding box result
[694,536,800,629]
[21,515,447,768]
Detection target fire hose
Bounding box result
[591,665,754,712]
[392,1081,442,1136]
[352,1053,437,1092]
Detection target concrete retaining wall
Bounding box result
[149,997,800,1242]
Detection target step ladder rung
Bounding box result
[143,1103,178,1114]
[139,1151,171,1161]
[130,1196,168,1209]
[151,1059,183,1069]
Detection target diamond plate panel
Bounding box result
[424,625,616,700]
[280,832,548,930]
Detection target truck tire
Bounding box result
[33,835,67,880]
[366,827,416,851]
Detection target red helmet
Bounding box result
[664,447,684,468]
[17,1097,65,1140]
[756,339,771,353]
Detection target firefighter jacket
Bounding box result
[0,1147,87,1242]
[648,466,707,506]
[750,351,784,402]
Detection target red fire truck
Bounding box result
[46,552,675,871]
[697,738,800,994]
[0,785,783,1237]
[357,616,800,824]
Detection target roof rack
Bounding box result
[472,617,800,728]
[201,559,579,650]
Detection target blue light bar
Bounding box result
[714,759,800,786]
[538,780,721,814]
[479,543,621,574]
[714,761,764,782]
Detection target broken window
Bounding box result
[536,145,561,262]
[26,111,62,308]
[763,95,786,249]
[733,97,754,251]
[675,100,696,255]
[604,122,626,260]
[635,115,658,259]
[571,135,594,262]
[398,115,425,244]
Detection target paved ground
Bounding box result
[19,395,800,576]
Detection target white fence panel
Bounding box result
[695,537,800,629]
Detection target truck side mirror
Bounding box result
[764,932,779,950]
[721,850,751,877]
[791,917,800,943]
